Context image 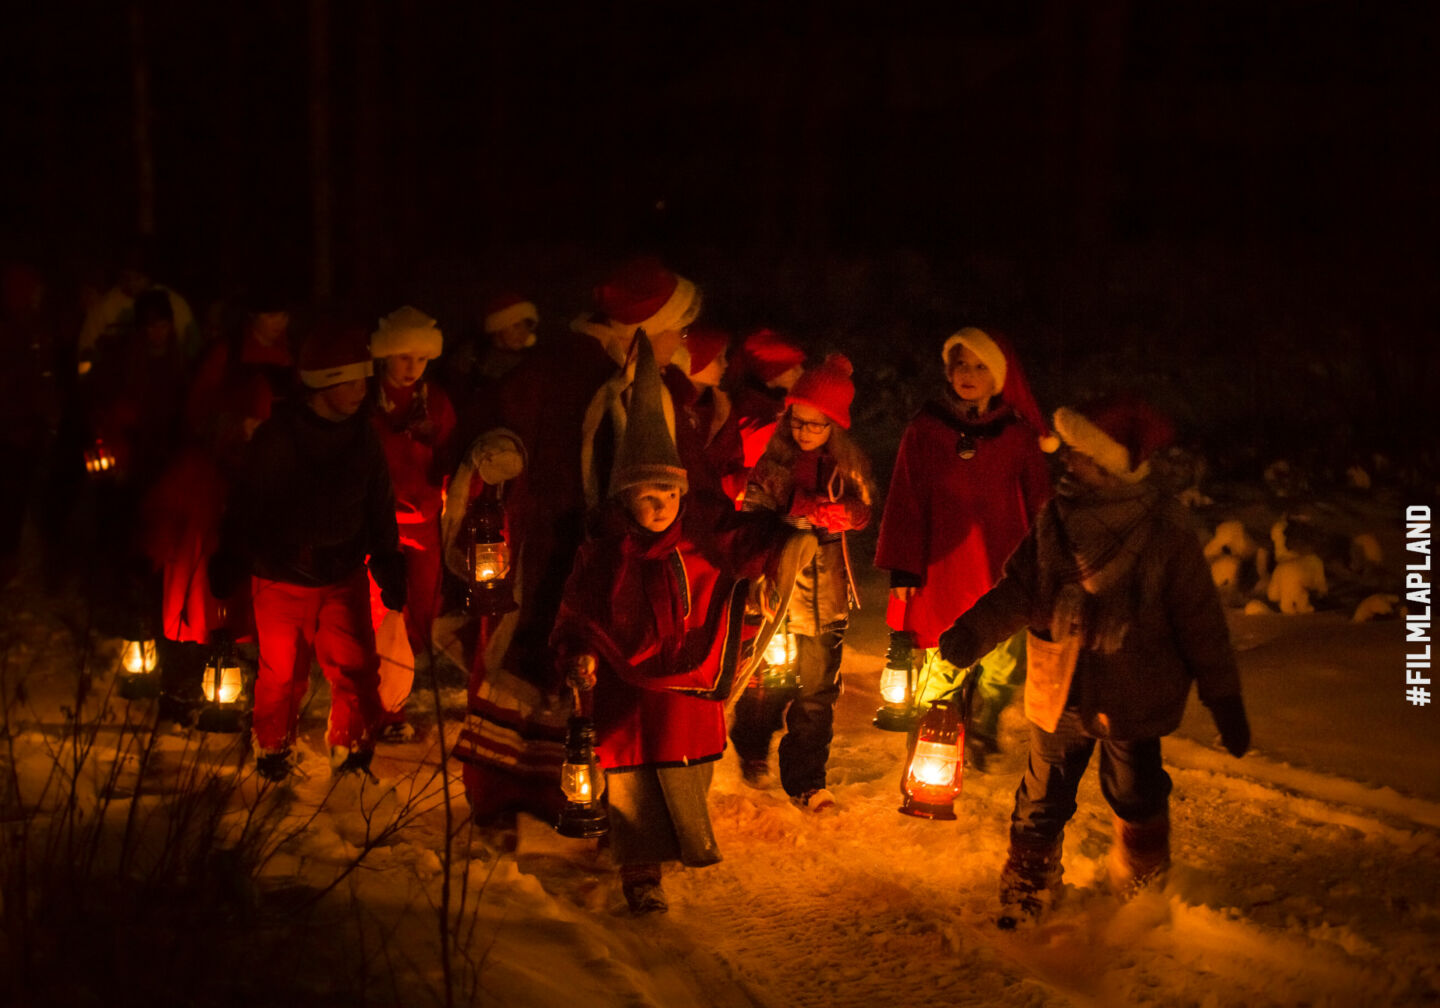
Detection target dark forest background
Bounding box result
[2,0,1436,478]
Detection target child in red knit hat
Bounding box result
[730,353,874,811]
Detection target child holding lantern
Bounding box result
[874,327,1053,769]
[551,334,799,914]
[729,352,873,811]
[937,394,1250,927]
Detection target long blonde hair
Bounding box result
[760,406,875,506]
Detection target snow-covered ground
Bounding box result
[3,490,1437,1008]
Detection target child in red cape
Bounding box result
[551,333,799,914]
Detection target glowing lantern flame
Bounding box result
[203,661,245,705]
[899,698,964,820]
[121,639,158,675]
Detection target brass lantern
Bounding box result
[760,619,800,692]
[196,632,249,734]
[898,698,964,820]
[873,630,920,732]
[463,486,517,617]
[117,632,160,700]
[556,686,608,839]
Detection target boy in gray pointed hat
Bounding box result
[551,332,803,914]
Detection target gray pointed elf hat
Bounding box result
[608,330,689,498]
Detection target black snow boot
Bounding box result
[1106,811,1170,900]
[996,836,1063,929]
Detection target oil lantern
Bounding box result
[463,484,517,617]
[873,629,920,732]
[196,631,249,734]
[898,698,964,820]
[555,683,608,839]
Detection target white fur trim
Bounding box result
[940,327,1007,392]
[638,275,701,337]
[371,306,443,359]
[300,359,372,389]
[484,301,538,337]
[1052,407,1148,483]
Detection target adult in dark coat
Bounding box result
[446,257,703,823]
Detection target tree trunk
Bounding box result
[309,0,333,299]
[128,2,155,238]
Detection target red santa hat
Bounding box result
[787,353,855,430]
[736,327,806,384]
[299,319,373,389]
[609,327,688,497]
[483,293,539,342]
[593,256,702,335]
[683,323,730,376]
[942,327,1058,450]
[370,305,443,359]
[1051,394,1176,484]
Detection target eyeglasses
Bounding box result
[789,418,831,435]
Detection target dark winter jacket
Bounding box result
[875,396,1052,647]
[219,399,404,605]
[551,492,794,771]
[744,446,871,636]
[938,485,1241,740]
[485,329,624,685]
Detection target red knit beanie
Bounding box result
[298,319,373,389]
[1052,394,1175,483]
[737,327,806,384]
[684,323,730,376]
[787,353,855,430]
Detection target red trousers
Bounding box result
[252,571,381,753]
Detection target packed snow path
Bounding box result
[5,569,1437,1006]
[483,593,1439,1008]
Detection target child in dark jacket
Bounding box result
[938,395,1250,928]
[212,321,406,782]
[730,353,873,811]
[551,334,798,914]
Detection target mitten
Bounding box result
[936,621,978,670]
[809,500,854,532]
[566,653,598,691]
[369,552,408,612]
[1209,695,1251,757]
[473,431,525,485]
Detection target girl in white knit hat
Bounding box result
[368,306,458,742]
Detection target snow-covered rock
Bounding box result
[1352,593,1401,623]
[1267,553,1328,614]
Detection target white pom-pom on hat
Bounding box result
[371,305,443,359]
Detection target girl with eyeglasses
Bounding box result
[730,353,873,811]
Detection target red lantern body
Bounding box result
[899,698,964,820]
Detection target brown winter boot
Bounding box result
[1107,811,1171,900]
[996,836,1064,930]
[621,862,668,915]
